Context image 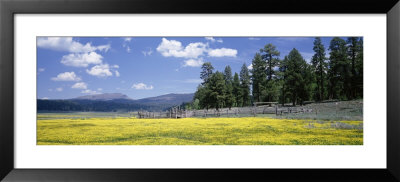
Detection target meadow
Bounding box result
[37,113,363,145]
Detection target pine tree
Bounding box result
[232,73,242,107]
[278,56,288,105]
[240,63,251,106]
[251,53,267,102]
[311,37,328,101]
[223,66,234,109]
[194,85,210,110]
[285,48,311,106]
[200,62,214,85]
[207,71,226,110]
[347,37,363,99]
[260,43,280,81]
[355,38,363,98]
[328,37,350,100]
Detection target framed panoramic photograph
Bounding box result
[1,0,400,181]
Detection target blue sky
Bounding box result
[37,37,334,100]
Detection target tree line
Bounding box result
[191,37,363,110]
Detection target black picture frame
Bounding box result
[1,0,399,181]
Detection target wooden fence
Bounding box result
[136,105,316,119]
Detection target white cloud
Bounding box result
[86,64,113,78]
[115,70,120,77]
[183,79,203,84]
[247,64,253,70]
[37,37,110,53]
[205,37,223,43]
[123,45,131,53]
[208,48,237,57]
[248,37,261,40]
[122,38,132,53]
[96,45,111,52]
[112,65,119,68]
[142,49,153,56]
[81,89,100,95]
[132,83,154,90]
[97,88,103,91]
[41,97,49,100]
[51,72,81,81]
[56,87,63,92]
[61,52,103,67]
[71,82,88,89]
[183,59,204,67]
[38,68,45,72]
[156,38,207,58]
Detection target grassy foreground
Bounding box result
[37,115,363,145]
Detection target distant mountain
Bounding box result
[73,93,132,101]
[136,93,195,105]
[38,93,194,112]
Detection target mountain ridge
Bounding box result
[38,93,195,112]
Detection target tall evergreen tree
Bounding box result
[278,56,289,105]
[200,62,214,85]
[232,73,242,107]
[347,37,363,99]
[207,71,226,110]
[284,48,312,106]
[260,44,280,102]
[355,38,363,98]
[194,85,210,110]
[240,63,251,106]
[260,43,280,81]
[328,37,351,100]
[223,66,234,109]
[311,37,328,101]
[223,66,233,83]
[251,53,267,102]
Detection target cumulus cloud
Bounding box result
[183,59,204,67]
[156,38,207,58]
[205,37,223,43]
[71,82,88,89]
[41,97,49,100]
[81,89,100,95]
[37,37,110,53]
[124,37,132,42]
[156,38,238,68]
[132,83,154,90]
[208,48,237,57]
[86,64,113,78]
[60,52,103,67]
[51,72,81,81]
[56,87,63,92]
